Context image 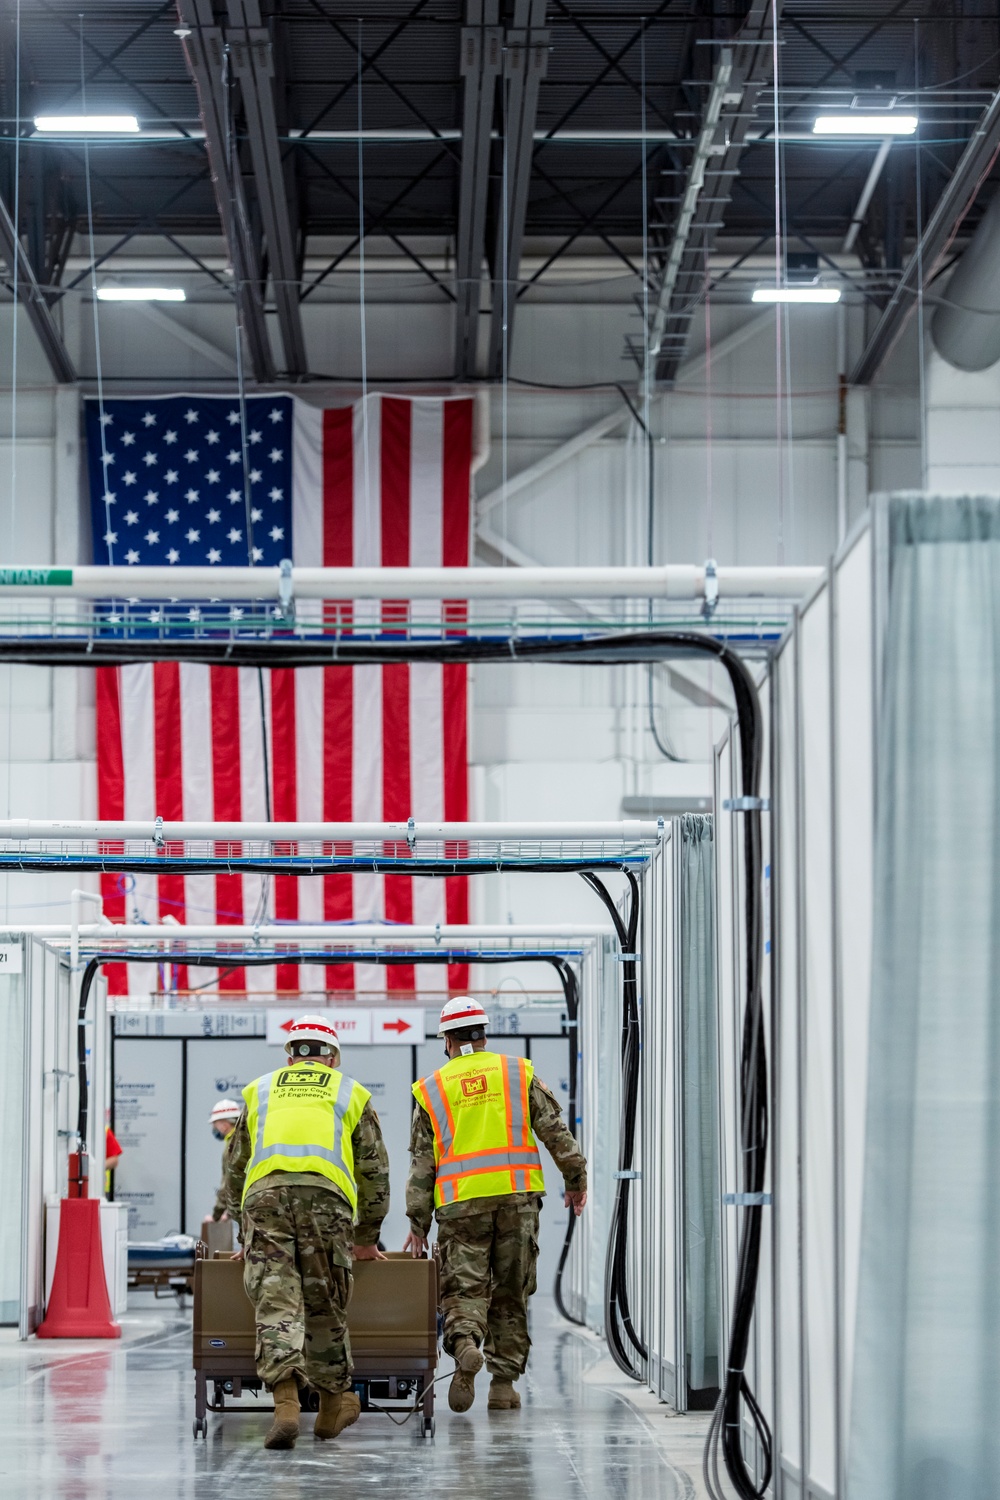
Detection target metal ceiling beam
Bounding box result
[644,0,781,389]
[0,192,76,384]
[454,0,501,380]
[851,87,1000,386]
[226,0,307,377]
[487,0,548,379]
[176,0,276,382]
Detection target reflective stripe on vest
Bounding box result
[242,1063,369,1211]
[413,1051,545,1208]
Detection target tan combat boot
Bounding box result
[314,1389,361,1441]
[488,1378,521,1410]
[264,1377,301,1449]
[448,1335,483,1412]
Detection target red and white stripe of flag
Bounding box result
[97,393,472,997]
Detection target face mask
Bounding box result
[212,1126,227,1141]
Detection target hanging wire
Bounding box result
[639,22,680,763]
[80,14,114,565]
[914,18,928,487]
[220,40,271,933]
[4,0,22,923]
[778,38,795,558]
[358,19,373,563]
[221,41,257,565]
[771,0,785,565]
[500,41,509,564]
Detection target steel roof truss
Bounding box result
[0,192,76,384]
[455,1,501,379]
[487,0,548,379]
[226,0,307,377]
[177,0,275,382]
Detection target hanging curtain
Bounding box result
[849,495,1000,1499]
[680,814,721,1395]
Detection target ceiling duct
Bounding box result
[932,187,1000,372]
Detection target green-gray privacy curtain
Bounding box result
[849,495,1000,1499]
[680,814,720,1395]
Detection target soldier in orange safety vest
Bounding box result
[404,997,587,1414]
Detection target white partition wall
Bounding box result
[711,514,878,1500]
[19,939,78,1335]
[574,826,740,1414]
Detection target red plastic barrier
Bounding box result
[37,1198,121,1340]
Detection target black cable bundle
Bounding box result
[580,869,646,1380]
[76,971,91,1160]
[552,958,586,1327]
[701,650,772,1500]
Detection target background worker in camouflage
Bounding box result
[209,1099,241,1221]
[225,1015,389,1450]
[404,997,587,1414]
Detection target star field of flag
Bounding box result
[85,394,294,570]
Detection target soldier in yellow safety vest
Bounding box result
[224,1015,390,1450]
[404,996,588,1414]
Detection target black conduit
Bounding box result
[579,870,646,1379]
[61,625,766,1498]
[550,958,585,1328]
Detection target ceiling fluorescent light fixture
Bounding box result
[97,287,186,302]
[813,114,917,136]
[34,114,140,133]
[752,287,842,304]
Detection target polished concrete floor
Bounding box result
[1,1292,712,1499]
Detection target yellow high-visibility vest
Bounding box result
[413,1051,545,1208]
[242,1062,370,1211]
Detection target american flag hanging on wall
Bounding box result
[86,392,473,997]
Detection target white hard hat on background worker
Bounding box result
[209,1099,242,1223]
[210,1099,241,1130]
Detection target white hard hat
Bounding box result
[209,1098,242,1124]
[438,996,489,1037]
[284,1014,341,1053]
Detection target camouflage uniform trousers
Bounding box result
[242,1182,355,1393]
[437,1199,540,1381]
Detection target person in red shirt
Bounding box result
[105,1112,122,1195]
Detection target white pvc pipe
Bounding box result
[0,563,824,602]
[70,888,104,975]
[0,819,665,843]
[0,922,613,940]
[72,922,613,941]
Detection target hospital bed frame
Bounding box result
[192,1248,439,1439]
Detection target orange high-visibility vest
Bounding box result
[413,1051,545,1208]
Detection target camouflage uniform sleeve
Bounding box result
[222,1111,251,1239]
[530,1076,588,1193]
[405,1101,437,1238]
[352,1100,390,1246]
[211,1174,227,1221]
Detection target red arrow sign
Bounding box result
[279,1018,295,1033]
[382,1018,411,1035]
